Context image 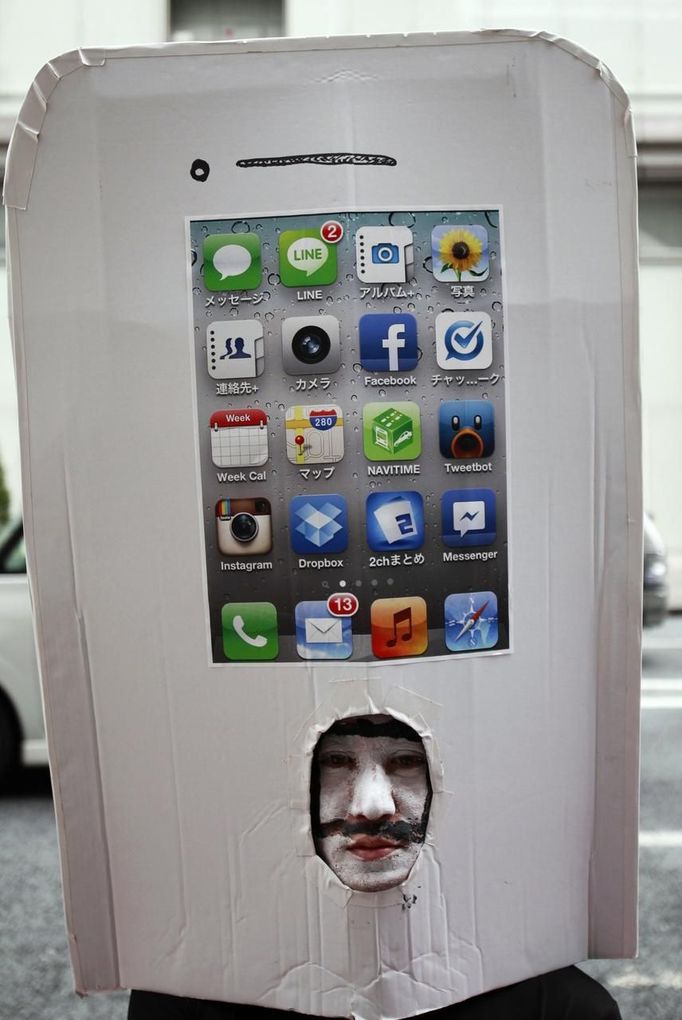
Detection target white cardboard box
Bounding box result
[4,31,640,1018]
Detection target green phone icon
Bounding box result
[204,233,262,291]
[222,602,278,661]
[279,229,337,287]
[362,402,422,461]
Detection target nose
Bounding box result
[349,765,395,820]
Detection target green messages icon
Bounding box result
[362,402,422,461]
[222,602,279,661]
[280,229,337,287]
[204,233,261,291]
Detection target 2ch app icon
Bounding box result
[366,491,425,551]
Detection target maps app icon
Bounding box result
[436,311,493,370]
[285,404,344,465]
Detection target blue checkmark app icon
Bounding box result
[436,312,492,370]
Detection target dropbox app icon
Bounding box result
[290,494,348,554]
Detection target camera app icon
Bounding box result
[216,497,272,556]
[438,400,495,458]
[355,226,414,283]
[281,316,341,375]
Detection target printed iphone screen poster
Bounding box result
[190,210,509,663]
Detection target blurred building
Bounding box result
[1,0,682,605]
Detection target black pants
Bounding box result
[128,966,622,1019]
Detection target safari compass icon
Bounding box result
[435,311,492,370]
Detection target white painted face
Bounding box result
[314,725,430,892]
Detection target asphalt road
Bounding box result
[1,617,681,1020]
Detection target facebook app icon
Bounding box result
[359,313,418,372]
[366,491,425,551]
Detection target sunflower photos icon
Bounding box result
[431,224,489,282]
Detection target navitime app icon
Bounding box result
[222,602,278,661]
[362,402,421,461]
[439,400,495,458]
[359,313,418,372]
[366,491,424,551]
[441,488,496,547]
[203,233,261,291]
[280,228,337,287]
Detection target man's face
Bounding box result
[312,719,431,892]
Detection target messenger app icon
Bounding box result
[436,311,493,370]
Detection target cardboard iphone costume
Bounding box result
[4,31,640,1017]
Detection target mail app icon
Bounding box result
[296,601,352,660]
[305,617,342,644]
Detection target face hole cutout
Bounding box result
[310,714,432,892]
[190,158,210,182]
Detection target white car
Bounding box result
[0,518,48,784]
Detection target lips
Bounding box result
[347,835,404,861]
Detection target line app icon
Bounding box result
[280,228,337,287]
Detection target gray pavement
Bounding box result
[2,617,682,1019]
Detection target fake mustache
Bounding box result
[314,817,426,843]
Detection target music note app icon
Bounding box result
[370,597,428,659]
